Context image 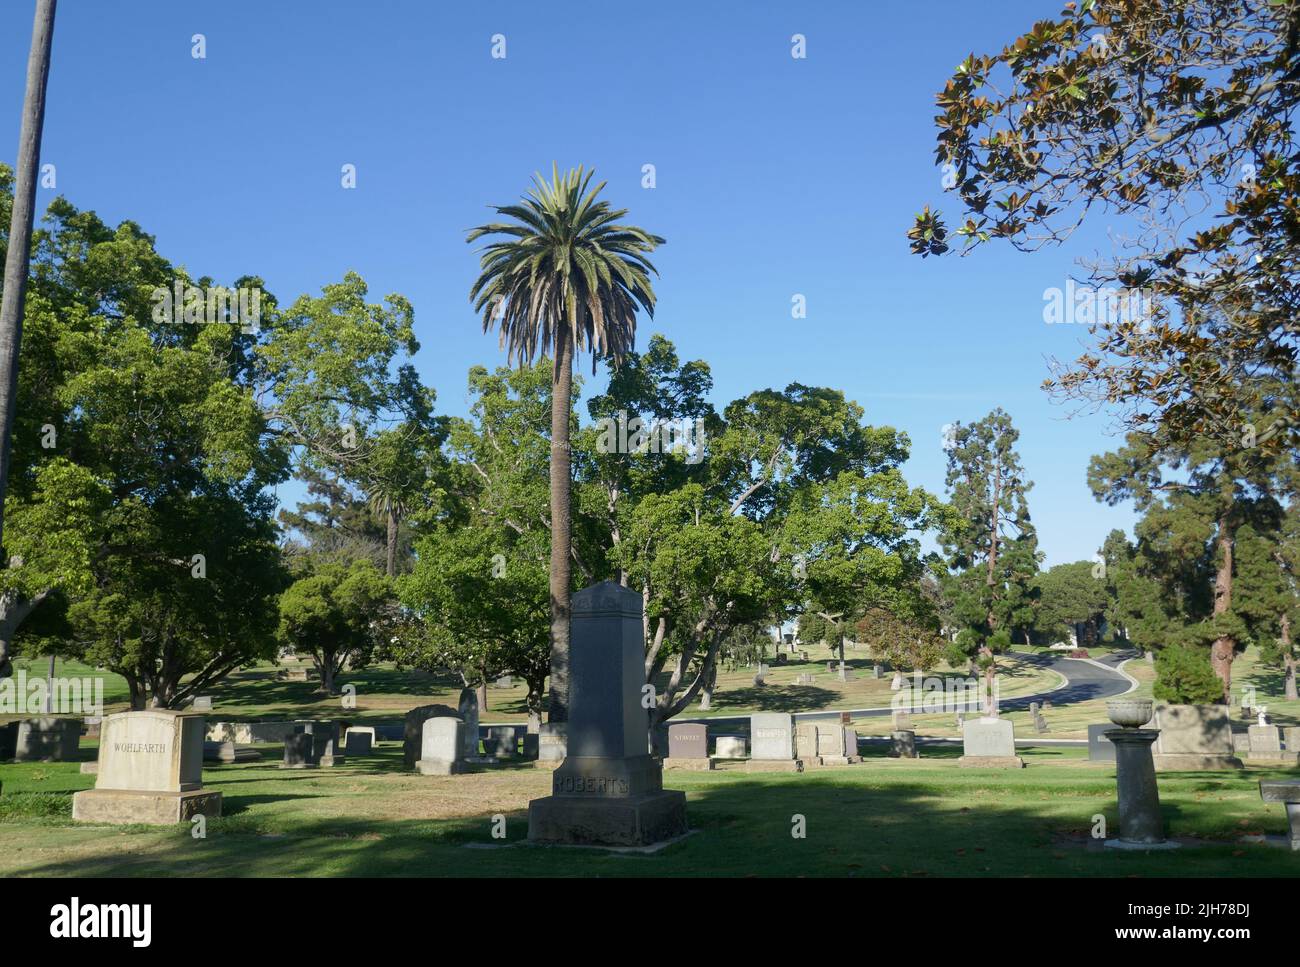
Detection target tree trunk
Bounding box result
[476,679,488,713]
[699,662,716,711]
[385,506,397,577]
[980,645,997,715]
[546,328,574,723]
[0,0,57,558]
[317,656,336,696]
[1209,512,1236,704]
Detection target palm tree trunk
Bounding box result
[385,506,397,577]
[0,0,57,559]
[546,327,574,722]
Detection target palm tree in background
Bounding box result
[467,165,663,722]
[367,486,409,578]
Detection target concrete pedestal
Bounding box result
[1105,728,1171,847]
[663,757,715,770]
[72,788,222,825]
[958,756,1024,768]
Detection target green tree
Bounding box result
[1235,511,1300,700]
[1034,560,1111,648]
[909,0,1300,456]
[467,165,663,723]
[278,558,391,696]
[940,409,1040,703]
[1090,430,1295,701]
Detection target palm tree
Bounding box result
[467,165,663,722]
[0,0,57,681]
[367,486,408,578]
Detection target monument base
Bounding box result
[958,755,1025,769]
[744,759,804,772]
[416,758,467,775]
[1103,838,1181,851]
[1153,753,1243,771]
[72,788,222,825]
[527,790,687,847]
[278,763,317,770]
[663,757,715,771]
[1248,753,1300,766]
[814,755,861,766]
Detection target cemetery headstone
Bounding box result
[747,712,801,771]
[191,696,213,712]
[1087,723,1117,762]
[281,732,316,769]
[416,718,467,775]
[482,725,520,760]
[296,720,344,767]
[527,581,688,846]
[14,717,81,761]
[664,723,712,770]
[72,710,221,824]
[891,730,918,759]
[1248,724,1299,764]
[958,717,1024,768]
[344,727,375,754]
[1151,702,1242,771]
[714,736,747,759]
[458,688,480,759]
[403,703,458,768]
[892,709,914,732]
[537,722,567,764]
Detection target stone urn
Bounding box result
[1106,699,1153,729]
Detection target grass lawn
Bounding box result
[1,742,1297,877]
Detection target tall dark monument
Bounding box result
[527,581,687,846]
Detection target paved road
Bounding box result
[681,649,1139,731]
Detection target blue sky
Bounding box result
[0,0,1139,567]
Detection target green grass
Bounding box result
[2,743,1296,877]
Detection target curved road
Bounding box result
[681,649,1139,730]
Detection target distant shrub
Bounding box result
[1154,646,1224,705]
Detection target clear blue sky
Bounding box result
[0,0,1138,567]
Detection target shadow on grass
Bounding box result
[9,759,1299,878]
[708,686,840,713]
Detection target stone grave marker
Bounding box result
[748,712,800,771]
[891,730,918,758]
[14,717,81,761]
[416,718,467,775]
[714,736,746,759]
[664,723,712,770]
[1087,724,1117,762]
[403,703,458,768]
[958,717,1024,768]
[72,710,221,824]
[281,732,315,769]
[527,581,687,846]
[344,726,375,754]
[1151,702,1242,771]
[1248,724,1299,764]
